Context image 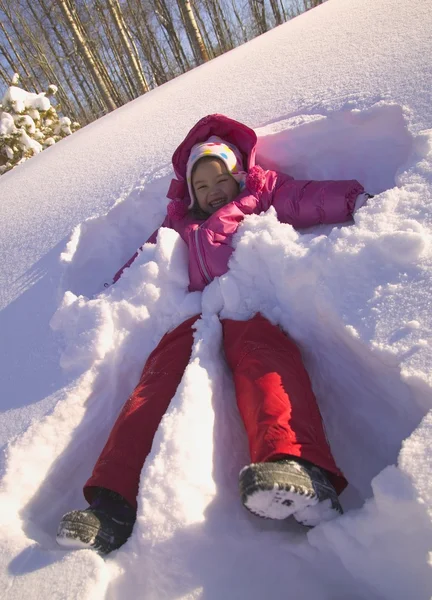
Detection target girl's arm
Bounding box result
[266,171,365,228]
[186,171,368,292]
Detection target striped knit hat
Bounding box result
[186,136,246,208]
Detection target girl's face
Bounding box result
[192,157,240,215]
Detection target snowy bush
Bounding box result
[0,74,80,176]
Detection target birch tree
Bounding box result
[0,0,323,126]
[105,0,149,94]
[124,0,173,85]
[56,0,117,112]
[269,0,283,25]
[152,0,191,73]
[249,0,268,35]
[177,0,209,64]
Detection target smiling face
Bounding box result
[192,157,240,216]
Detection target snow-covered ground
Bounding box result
[0,0,431,597]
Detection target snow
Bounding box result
[54,117,72,136]
[0,112,16,136]
[1,85,51,113]
[14,114,37,135]
[0,0,431,597]
[18,129,43,155]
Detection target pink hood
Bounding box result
[167,114,258,205]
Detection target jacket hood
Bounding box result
[167,114,257,201]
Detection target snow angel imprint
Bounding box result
[56,114,371,555]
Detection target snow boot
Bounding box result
[239,458,343,527]
[56,487,136,554]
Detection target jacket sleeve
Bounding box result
[112,215,170,284]
[186,197,257,290]
[267,171,365,229]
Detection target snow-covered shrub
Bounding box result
[0,74,80,176]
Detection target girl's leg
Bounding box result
[84,314,200,509]
[57,315,200,553]
[222,313,346,523]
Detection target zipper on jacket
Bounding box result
[194,227,212,284]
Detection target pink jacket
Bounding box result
[114,114,364,291]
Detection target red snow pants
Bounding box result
[84,313,347,508]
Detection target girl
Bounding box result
[56,114,370,554]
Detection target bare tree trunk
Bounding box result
[269,0,283,25]
[36,0,90,122]
[74,62,107,118]
[73,0,124,105]
[76,0,125,103]
[12,12,78,119]
[217,1,235,49]
[250,0,268,34]
[304,0,323,9]
[93,0,136,100]
[116,1,152,87]
[152,0,190,72]
[106,0,149,94]
[230,0,248,44]
[193,6,215,59]
[0,61,10,87]
[177,0,209,64]
[56,0,117,112]
[197,0,229,54]
[8,5,74,115]
[258,0,269,32]
[55,4,106,121]
[0,42,17,76]
[0,6,44,92]
[202,0,226,53]
[125,0,171,84]
[0,13,33,86]
[24,1,82,119]
[279,0,288,21]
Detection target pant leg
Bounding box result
[84,314,200,508]
[222,313,347,494]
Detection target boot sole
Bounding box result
[241,484,319,520]
[56,512,127,554]
[239,462,342,523]
[56,519,109,553]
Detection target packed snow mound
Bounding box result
[0,0,432,598]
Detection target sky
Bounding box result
[0,0,431,598]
